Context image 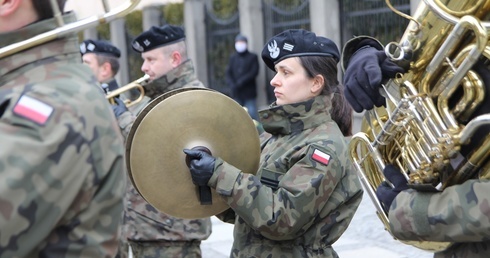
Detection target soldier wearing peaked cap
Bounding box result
[183,29,363,257]
[0,0,126,257]
[80,39,122,93]
[110,24,211,258]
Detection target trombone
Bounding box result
[0,0,141,58]
[107,74,150,107]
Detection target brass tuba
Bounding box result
[349,0,490,252]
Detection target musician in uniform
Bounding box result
[184,29,363,258]
[80,39,122,94]
[342,35,490,258]
[111,24,212,258]
[0,0,126,257]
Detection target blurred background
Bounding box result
[65,0,420,112]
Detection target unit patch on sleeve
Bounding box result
[13,95,54,125]
[311,149,331,166]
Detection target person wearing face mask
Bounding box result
[225,34,260,120]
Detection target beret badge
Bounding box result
[132,41,144,52]
[268,40,280,59]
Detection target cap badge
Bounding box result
[132,41,144,52]
[87,43,95,51]
[268,40,280,59]
[143,39,151,46]
[283,43,294,52]
[79,43,86,54]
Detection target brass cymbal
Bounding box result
[126,88,260,219]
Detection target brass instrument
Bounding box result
[0,0,141,58]
[106,74,150,107]
[349,0,490,252]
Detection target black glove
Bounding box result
[183,149,216,186]
[111,97,128,118]
[343,46,405,112]
[376,164,409,213]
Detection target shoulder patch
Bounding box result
[311,148,331,166]
[13,95,53,125]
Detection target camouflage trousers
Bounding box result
[128,240,202,258]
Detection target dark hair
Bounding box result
[96,55,120,76]
[32,0,66,21]
[299,56,353,136]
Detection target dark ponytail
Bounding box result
[330,84,352,136]
[300,56,353,136]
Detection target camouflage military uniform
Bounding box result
[211,95,363,258]
[116,60,212,258]
[389,180,490,258]
[0,13,125,257]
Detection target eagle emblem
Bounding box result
[268,40,280,59]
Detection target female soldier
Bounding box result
[184,29,363,258]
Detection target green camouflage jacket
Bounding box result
[117,59,212,242]
[212,95,363,257]
[389,179,490,258]
[0,13,125,258]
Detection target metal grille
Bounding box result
[204,0,240,96]
[340,0,411,46]
[262,0,310,104]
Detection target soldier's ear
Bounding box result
[311,74,324,94]
[0,0,21,17]
[170,50,182,68]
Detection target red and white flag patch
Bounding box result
[13,95,54,125]
[311,149,331,166]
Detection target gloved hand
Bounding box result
[343,46,405,112]
[111,97,128,118]
[376,164,409,213]
[183,149,216,186]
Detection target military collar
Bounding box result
[259,95,332,135]
[144,60,198,98]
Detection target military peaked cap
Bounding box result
[80,39,121,58]
[132,25,186,53]
[261,29,340,71]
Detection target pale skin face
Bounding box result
[0,0,38,33]
[270,57,324,106]
[81,53,112,83]
[141,46,182,81]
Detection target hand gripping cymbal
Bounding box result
[126,88,261,219]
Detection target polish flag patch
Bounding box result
[13,95,54,125]
[311,149,331,166]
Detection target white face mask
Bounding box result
[235,42,247,53]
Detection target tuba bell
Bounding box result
[349,0,490,252]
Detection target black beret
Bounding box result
[261,29,340,71]
[132,25,186,53]
[80,39,121,58]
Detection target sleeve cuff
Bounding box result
[389,190,432,238]
[208,158,242,196]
